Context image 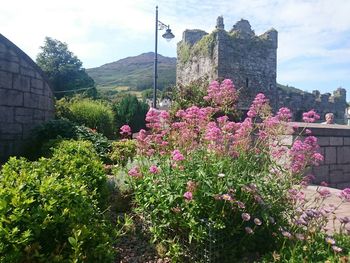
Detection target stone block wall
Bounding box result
[0,34,54,162]
[285,122,350,189]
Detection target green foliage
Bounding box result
[169,78,211,116]
[131,150,292,261]
[74,125,111,162]
[24,117,112,162]
[177,41,191,64]
[113,94,149,134]
[0,141,114,262]
[68,98,115,138]
[24,118,77,159]
[261,232,350,262]
[109,139,137,166]
[178,32,217,64]
[191,32,217,58]
[36,37,95,99]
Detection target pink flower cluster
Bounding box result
[204,79,237,109]
[247,93,268,118]
[338,188,350,201]
[120,124,132,136]
[302,109,320,123]
[289,136,323,173]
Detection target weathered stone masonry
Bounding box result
[283,122,350,189]
[177,17,347,122]
[0,34,54,162]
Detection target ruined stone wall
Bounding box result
[217,24,277,110]
[176,19,278,110]
[278,88,347,123]
[176,29,218,84]
[284,122,350,189]
[0,34,54,162]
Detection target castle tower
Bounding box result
[176,17,278,110]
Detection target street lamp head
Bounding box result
[162,28,175,41]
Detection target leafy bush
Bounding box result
[24,118,76,159]
[68,98,115,138]
[113,94,149,134]
[109,139,137,166]
[75,125,111,162]
[0,141,114,262]
[24,115,112,161]
[127,79,333,261]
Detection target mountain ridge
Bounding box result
[86,52,176,91]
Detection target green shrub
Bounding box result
[68,99,115,138]
[49,140,109,206]
[75,125,111,162]
[109,139,136,166]
[24,119,76,159]
[24,118,112,162]
[0,141,114,262]
[113,94,149,134]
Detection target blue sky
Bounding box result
[1,0,349,100]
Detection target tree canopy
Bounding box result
[36,37,95,99]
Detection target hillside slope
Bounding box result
[87,52,176,90]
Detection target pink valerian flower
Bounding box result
[317,187,331,198]
[295,233,305,240]
[149,165,160,174]
[276,107,292,122]
[288,188,306,202]
[233,118,252,151]
[325,237,336,245]
[236,201,246,209]
[186,180,197,192]
[332,246,342,253]
[128,166,142,177]
[254,218,262,226]
[338,188,350,201]
[245,227,254,234]
[281,231,292,239]
[183,191,193,201]
[241,213,251,221]
[338,216,350,225]
[221,194,233,201]
[172,150,185,162]
[302,109,320,123]
[247,93,269,118]
[204,79,237,109]
[289,136,322,173]
[120,124,132,136]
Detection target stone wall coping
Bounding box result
[290,122,350,137]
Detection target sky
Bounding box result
[1,0,350,100]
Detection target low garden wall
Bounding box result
[0,34,54,162]
[285,122,350,189]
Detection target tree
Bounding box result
[113,94,149,134]
[36,37,96,99]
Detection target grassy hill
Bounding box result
[87,52,176,91]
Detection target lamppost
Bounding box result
[153,6,175,108]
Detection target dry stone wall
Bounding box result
[0,34,54,162]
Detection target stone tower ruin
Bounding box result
[176,17,278,110]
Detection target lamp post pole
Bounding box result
[153,6,174,109]
[153,6,159,109]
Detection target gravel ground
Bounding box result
[114,215,171,263]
